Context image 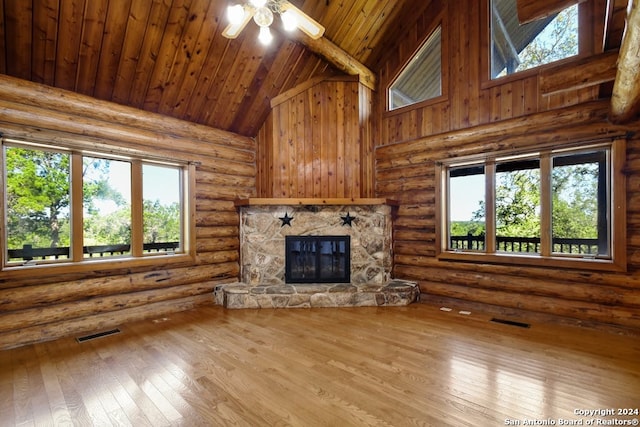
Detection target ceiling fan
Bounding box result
[222,0,325,44]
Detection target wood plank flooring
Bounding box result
[1,303,639,426]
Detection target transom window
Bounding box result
[437,140,626,271]
[2,139,191,268]
[490,0,579,78]
[388,25,442,110]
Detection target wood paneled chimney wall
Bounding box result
[255,76,374,198]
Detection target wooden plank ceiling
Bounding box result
[0,0,421,137]
[0,0,635,137]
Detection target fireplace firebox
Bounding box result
[285,236,350,283]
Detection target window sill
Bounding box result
[480,53,588,91]
[384,95,448,118]
[436,251,626,273]
[1,253,196,281]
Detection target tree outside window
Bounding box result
[442,143,620,268]
[5,147,71,253]
[143,164,182,250]
[3,141,186,264]
[491,0,579,78]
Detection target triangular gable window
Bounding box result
[388,26,442,111]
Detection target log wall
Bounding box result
[256,76,373,198]
[374,0,640,331]
[0,75,255,349]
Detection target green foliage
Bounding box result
[450,221,485,237]
[143,200,181,244]
[6,148,124,250]
[82,200,181,247]
[83,157,124,215]
[552,163,598,238]
[81,157,130,247]
[493,169,541,237]
[83,208,132,246]
[518,5,579,71]
[6,147,182,257]
[465,161,599,241]
[5,147,71,248]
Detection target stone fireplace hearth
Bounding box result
[213,198,419,309]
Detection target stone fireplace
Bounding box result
[239,199,393,285]
[214,198,419,308]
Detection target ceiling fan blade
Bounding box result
[280,1,325,39]
[222,5,255,39]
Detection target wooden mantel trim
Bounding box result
[235,198,398,207]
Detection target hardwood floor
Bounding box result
[1,303,639,426]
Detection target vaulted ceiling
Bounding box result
[1,0,636,139]
[0,0,426,137]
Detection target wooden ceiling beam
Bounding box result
[517,0,587,24]
[540,50,618,96]
[293,33,377,91]
[610,0,640,124]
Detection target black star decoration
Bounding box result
[341,212,356,227]
[279,212,294,227]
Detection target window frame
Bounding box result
[388,25,442,111]
[141,161,186,252]
[1,138,196,277]
[385,11,448,115]
[481,0,595,88]
[435,138,627,272]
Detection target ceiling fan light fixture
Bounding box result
[279,2,325,39]
[253,6,274,27]
[280,9,297,32]
[294,15,324,39]
[222,5,254,39]
[258,26,273,44]
[222,0,324,42]
[227,4,246,25]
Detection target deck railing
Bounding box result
[450,234,600,254]
[7,242,180,261]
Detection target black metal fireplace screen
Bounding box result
[285,235,350,283]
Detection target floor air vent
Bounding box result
[490,318,531,328]
[76,328,121,343]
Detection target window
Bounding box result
[83,157,132,257]
[143,163,182,252]
[438,140,626,271]
[5,146,72,258]
[2,139,192,268]
[490,0,579,79]
[448,164,486,250]
[495,157,541,253]
[388,25,442,110]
